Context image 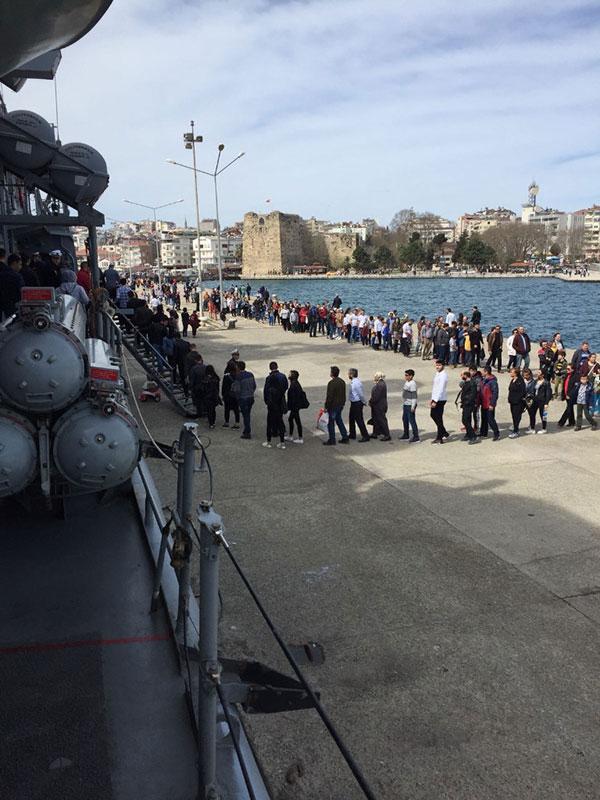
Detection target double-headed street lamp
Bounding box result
[167,142,244,307]
[123,197,184,282]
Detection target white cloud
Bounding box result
[8,0,600,227]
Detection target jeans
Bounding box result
[266,407,285,443]
[288,409,303,437]
[327,405,348,442]
[430,401,448,440]
[486,349,502,371]
[402,405,418,438]
[224,395,240,424]
[437,344,449,364]
[576,403,596,428]
[239,397,254,435]
[510,402,523,433]
[461,406,475,439]
[480,408,499,437]
[349,401,369,439]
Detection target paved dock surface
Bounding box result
[131,318,600,800]
[0,490,197,800]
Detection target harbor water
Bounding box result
[208,277,599,348]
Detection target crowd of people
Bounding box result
[2,256,598,445]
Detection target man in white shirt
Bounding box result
[430,360,449,443]
[401,319,413,356]
[445,308,456,325]
[347,368,370,441]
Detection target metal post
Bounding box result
[197,504,223,800]
[154,207,162,285]
[191,121,203,319]
[88,225,100,289]
[175,422,197,637]
[214,173,224,317]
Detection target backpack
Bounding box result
[299,390,310,409]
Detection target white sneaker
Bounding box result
[526,428,535,434]
[508,432,519,439]
[284,435,294,442]
[262,441,272,448]
[293,437,304,444]
[276,442,286,449]
[536,429,547,434]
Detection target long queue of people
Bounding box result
[180,348,598,450]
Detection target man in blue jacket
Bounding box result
[571,373,597,431]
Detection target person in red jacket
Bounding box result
[557,365,576,427]
[76,260,92,294]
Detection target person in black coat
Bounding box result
[459,372,479,442]
[531,371,552,433]
[369,372,391,441]
[507,367,526,438]
[199,365,220,428]
[286,370,307,443]
[263,361,289,447]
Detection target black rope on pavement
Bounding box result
[219,536,378,800]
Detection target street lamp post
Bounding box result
[167,144,244,314]
[123,197,184,284]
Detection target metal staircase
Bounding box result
[110,310,196,417]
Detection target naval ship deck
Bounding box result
[0,487,198,800]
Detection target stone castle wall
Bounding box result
[242,211,358,274]
[242,211,303,276]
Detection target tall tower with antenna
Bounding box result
[522,180,540,223]
[528,180,539,208]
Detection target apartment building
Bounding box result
[457,207,517,236]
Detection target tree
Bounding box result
[432,233,447,247]
[372,245,396,271]
[398,238,425,268]
[390,208,416,232]
[352,245,372,272]
[481,222,545,268]
[463,234,495,268]
[549,241,561,256]
[453,231,469,264]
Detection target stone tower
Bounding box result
[242,211,304,276]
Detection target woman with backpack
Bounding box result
[286,370,309,444]
[199,365,221,429]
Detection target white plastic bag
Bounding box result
[316,409,329,434]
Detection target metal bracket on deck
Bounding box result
[220,658,321,714]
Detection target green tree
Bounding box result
[432,233,447,247]
[399,238,425,267]
[549,241,561,256]
[352,245,372,272]
[463,234,495,268]
[372,245,396,271]
[453,231,469,264]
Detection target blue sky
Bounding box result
[9,0,600,227]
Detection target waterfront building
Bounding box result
[409,214,456,243]
[457,207,517,236]
[160,228,196,268]
[583,205,600,262]
[193,231,242,273]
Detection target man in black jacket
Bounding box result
[263,361,288,449]
[459,372,479,443]
[469,323,484,368]
[323,365,349,445]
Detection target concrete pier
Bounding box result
[129,318,600,800]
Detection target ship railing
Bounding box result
[133,422,379,800]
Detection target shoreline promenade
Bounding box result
[129,318,600,800]
[229,270,600,282]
